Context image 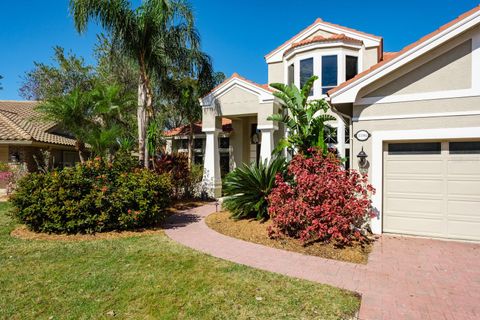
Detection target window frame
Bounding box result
[321,55,338,95]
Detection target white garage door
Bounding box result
[384,141,480,241]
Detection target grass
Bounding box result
[0,202,360,319]
[206,211,372,264]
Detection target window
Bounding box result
[449,141,480,154]
[219,137,230,149]
[322,55,338,94]
[194,139,203,149]
[300,58,314,95]
[345,56,358,81]
[178,139,188,150]
[324,126,338,144]
[388,143,441,155]
[220,153,230,177]
[288,64,295,85]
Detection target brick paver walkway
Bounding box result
[164,204,480,320]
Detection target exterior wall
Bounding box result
[365,40,472,97]
[0,146,8,163]
[359,25,480,99]
[268,62,284,85]
[363,47,379,70]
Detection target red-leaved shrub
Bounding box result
[267,150,375,245]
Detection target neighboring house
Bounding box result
[201,5,480,242]
[0,100,80,172]
[164,118,233,176]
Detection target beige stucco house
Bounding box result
[0,101,80,172]
[196,5,480,242]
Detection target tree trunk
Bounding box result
[187,122,194,168]
[75,140,86,164]
[138,77,148,168]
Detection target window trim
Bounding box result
[321,55,338,94]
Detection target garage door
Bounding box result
[384,141,480,241]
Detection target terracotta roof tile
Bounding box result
[202,73,273,99]
[0,101,77,146]
[265,18,381,59]
[164,118,233,137]
[289,34,363,52]
[328,5,480,96]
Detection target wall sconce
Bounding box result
[251,131,260,144]
[357,147,368,168]
[10,152,19,163]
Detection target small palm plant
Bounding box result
[268,76,336,155]
[222,156,286,221]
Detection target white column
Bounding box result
[203,129,222,198]
[259,127,276,163]
[336,116,346,159]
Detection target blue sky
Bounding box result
[0,0,478,100]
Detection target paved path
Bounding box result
[164,204,480,320]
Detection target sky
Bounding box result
[0,0,478,100]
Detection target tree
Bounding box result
[19,47,95,101]
[267,76,336,155]
[174,69,225,166]
[37,83,135,161]
[70,0,203,168]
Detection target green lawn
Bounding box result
[0,202,359,319]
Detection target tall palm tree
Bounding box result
[70,0,201,167]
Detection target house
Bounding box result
[164,118,233,176]
[0,100,80,172]
[199,5,480,242]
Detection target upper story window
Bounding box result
[345,56,358,81]
[321,55,338,94]
[300,58,314,95]
[288,64,295,85]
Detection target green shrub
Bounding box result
[10,157,172,234]
[222,157,286,221]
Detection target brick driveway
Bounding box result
[164,204,480,320]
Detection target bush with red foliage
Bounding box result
[267,149,375,245]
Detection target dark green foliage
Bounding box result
[223,157,287,221]
[10,158,172,234]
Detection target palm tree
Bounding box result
[70,0,202,167]
[37,89,91,163]
[267,76,336,155]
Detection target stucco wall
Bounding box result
[268,62,284,85]
[363,47,380,70]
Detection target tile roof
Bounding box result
[164,118,233,137]
[265,18,381,59]
[328,5,480,96]
[0,101,77,146]
[289,34,363,51]
[202,72,273,100]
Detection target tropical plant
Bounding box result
[267,76,336,155]
[37,83,135,161]
[222,156,287,221]
[10,157,172,234]
[70,0,206,167]
[268,149,375,245]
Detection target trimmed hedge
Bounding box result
[10,158,172,234]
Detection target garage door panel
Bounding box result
[386,178,444,195]
[447,180,480,196]
[448,220,480,241]
[386,159,443,175]
[384,216,445,237]
[447,159,480,175]
[386,197,444,215]
[447,200,480,219]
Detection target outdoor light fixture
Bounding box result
[251,131,260,144]
[357,147,368,168]
[10,152,19,163]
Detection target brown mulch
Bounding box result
[10,200,212,242]
[205,211,372,264]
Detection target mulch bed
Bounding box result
[10,200,212,242]
[205,211,372,264]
